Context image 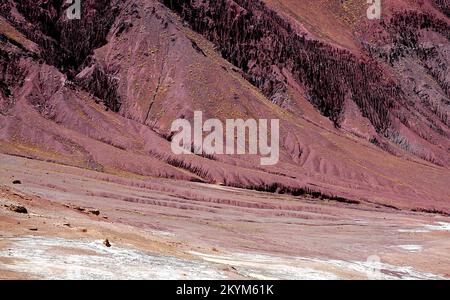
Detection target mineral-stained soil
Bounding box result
[0,0,449,279]
[0,154,449,279]
[0,0,449,213]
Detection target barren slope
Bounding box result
[0,154,449,279]
[0,0,449,214]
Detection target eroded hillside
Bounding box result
[0,0,449,213]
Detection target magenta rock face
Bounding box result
[0,0,449,213]
[0,2,450,280]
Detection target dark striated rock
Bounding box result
[0,0,123,112]
[161,0,450,166]
[433,0,450,17]
[161,0,402,132]
[8,205,28,214]
[89,209,100,216]
[103,239,111,247]
[0,0,120,77]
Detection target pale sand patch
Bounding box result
[398,222,450,233]
[397,245,423,253]
[191,251,445,280]
[424,222,450,231]
[0,236,228,280]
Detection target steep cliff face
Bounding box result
[161,0,450,165]
[0,24,30,114]
[361,8,450,164]
[0,41,24,104]
[161,0,400,133]
[0,0,121,111]
[433,0,450,17]
[1,0,119,75]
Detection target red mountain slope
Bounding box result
[0,0,449,213]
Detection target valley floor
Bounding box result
[0,154,449,279]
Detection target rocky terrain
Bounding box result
[0,154,449,279]
[0,0,449,279]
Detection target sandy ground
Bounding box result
[0,153,449,279]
